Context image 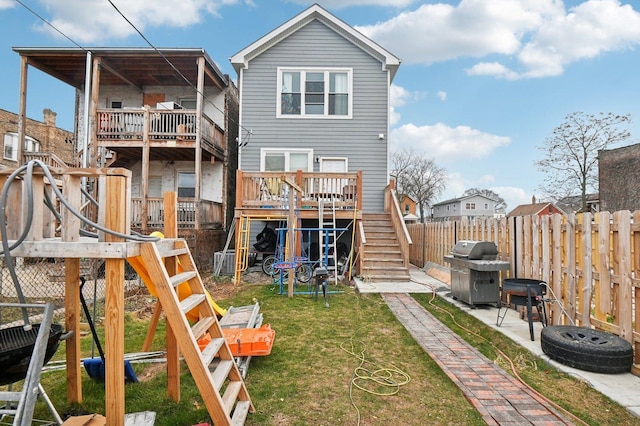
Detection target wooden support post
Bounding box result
[102,174,127,426]
[65,257,82,404]
[163,191,181,401]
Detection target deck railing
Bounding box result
[236,170,362,210]
[96,107,225,151]
[131,197,223,229]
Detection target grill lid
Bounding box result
[450,240,498,260]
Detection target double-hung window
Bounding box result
[278,68,352,118]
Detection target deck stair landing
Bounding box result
[360,213,410,282]
[135,239,254,425]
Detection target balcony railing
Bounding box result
[131,197,223,230]
[236,170,362,211]
[96,107,225,152]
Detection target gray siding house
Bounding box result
[230,3,399,213]
[432,194,497,222]
[230,4,412,283]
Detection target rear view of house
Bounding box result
[230,4,411,283]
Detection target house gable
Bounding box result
[230,4,400,80]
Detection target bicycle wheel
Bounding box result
[296,263,312,283]
[261,255,277,275]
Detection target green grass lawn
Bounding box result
[8,280,640,425]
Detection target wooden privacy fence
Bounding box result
[407,211,640,373]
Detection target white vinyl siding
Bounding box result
[277,68,352,118]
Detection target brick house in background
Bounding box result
[507,196,564,217]
[1,108,75,169]
[599,143,640,212]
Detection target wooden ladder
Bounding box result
[137,238,254,425]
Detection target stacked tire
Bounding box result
[541,325,633,374]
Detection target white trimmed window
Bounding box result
[278,68,352,118]
[261,149,312,172]
[4,133,40,161]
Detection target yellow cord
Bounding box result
[340,326,411,425]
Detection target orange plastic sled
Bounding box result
[198,325,276,357]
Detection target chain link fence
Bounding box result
[0,257,145,324]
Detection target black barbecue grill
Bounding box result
[444,240,510,307]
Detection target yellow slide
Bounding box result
[127,232,227,320]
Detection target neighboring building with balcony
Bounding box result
[229,4,411,282]
[12,47,238,266]
[432,194,497,222]
[1,108,74,169]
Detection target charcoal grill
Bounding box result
[497,278,548,341]
[444,240,510,307]
[0,322,64,386]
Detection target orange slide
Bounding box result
[127,232,227,321]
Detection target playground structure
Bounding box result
[0,163,253,425]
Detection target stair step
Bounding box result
[170,270,197,287]
[202,337,226,367]
[222,382,243,414]
[180,293,207,314]
[232,401,252,426]
[192,316,217,340]
[212,360,235,390]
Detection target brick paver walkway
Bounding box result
[383,293,574,425]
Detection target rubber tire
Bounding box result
[261,255,277,276]
[541,325,633,374]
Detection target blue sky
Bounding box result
[1,0,639,212]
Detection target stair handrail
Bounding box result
[384,184,412,268]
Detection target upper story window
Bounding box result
[3,133,40,161]
[278,68,352,118]
[465,203,476,210]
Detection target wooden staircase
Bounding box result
[135,238,254,425]
[360,213,411,282]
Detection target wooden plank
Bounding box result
[580,213,593,326]
[614,210,632,341]
[551,214,563,325]
[5,239,140,258]
[163,191,180,402]
[565,214,576,321]
[103,175,127,426]
[596,212,612,321]
[65,257,82,405]
[634,211,640,364]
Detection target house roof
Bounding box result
[432,193,496,207]
[12,47,229,91]
[507,202,564,217]
[229,3,401,81]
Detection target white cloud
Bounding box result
[389,83,420,125]
[436,91,447,102]
[490,186,530,212]
[358,0,640,80]
[34,0,245,43]
[0,0,14,10]
[390,122,511,162]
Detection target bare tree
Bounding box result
[391,148,447,222]
[463,188,506,212]
[536,112,632,212]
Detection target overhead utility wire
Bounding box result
[15,0,251,146]
[15,0,87,51]
[105,0,253,146]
